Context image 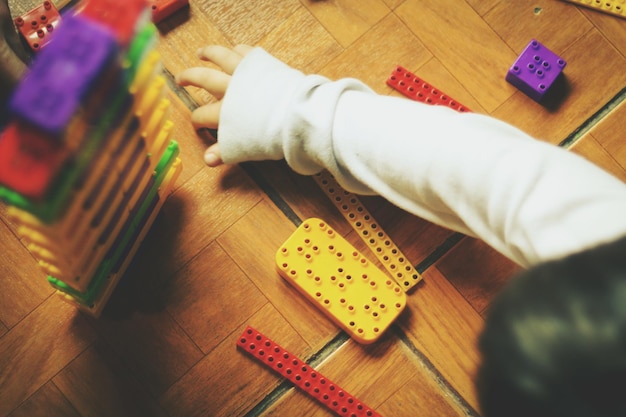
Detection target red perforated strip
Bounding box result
[386,66,471,113]
[237,326,384,417]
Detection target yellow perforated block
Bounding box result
[276,218,406,344]
[561,0,626,18]
[313,170,422,291]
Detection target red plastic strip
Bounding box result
[237,326,383,417]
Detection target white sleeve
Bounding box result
[218,48,626,268]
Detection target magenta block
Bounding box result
[506,39,566,102]
[9,14,118,136]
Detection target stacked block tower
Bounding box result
[0,0,182,317]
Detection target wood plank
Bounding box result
[155,3,231,106]
[584,99,626,170]
[244,160,360,241]
[398,266,484,411]
[318,13,432,93]
[0,219,54,328]
[160,303,313,417]
[264,331,469,416]
[464,0,500,17]
[0,296,95,417]
[257,6,343,73]
[86,308,204,397]
[166,240,269,354]
[570,134,626,183]
[197,0,302,46]
[164,89,212,189]
[300,0,390,48]
[434,236,520,317]
[7,382,81,417]
[217,197,339,349]
[395,0,517,112]
[484,0,593,53]
[121,165,263,284]
[53,341,170,417]
[381,0,405,10]
[493,29,626,143]
[578,5,626,57]
[7,0,72,18]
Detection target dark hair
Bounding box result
[477,235,626,417]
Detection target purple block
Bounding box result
[10,14,118,136]
[505,39,566,102]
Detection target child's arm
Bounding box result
[177,46,626,268]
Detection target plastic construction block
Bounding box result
[10,14,119,136]
[313,171,422,292]
[505,39,567,102]
[150,0,189,23]
[277,218,406,344]
[561,0,626,18]
[59,156,181,317]
[237,326,384,417]
[80,0,151,46]
[386,66,471,113]
[14,1,62,52]
[0,122,68,200]
[48,141,181,308]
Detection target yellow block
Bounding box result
[276,218,406,344]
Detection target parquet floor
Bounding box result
[1,1,625,416]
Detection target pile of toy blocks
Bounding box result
[0,0,182,317]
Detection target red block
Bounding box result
[79,0,149,46]
[237,326,383,417]
[14,1,62,52]
[386,66,471,113]
[150,0,189,23]
[0,122,68,200]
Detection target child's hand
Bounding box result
[176,45,253,167]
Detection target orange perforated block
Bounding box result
[313,171,422,292]
[237,326,384,417]
[276,218,406,344]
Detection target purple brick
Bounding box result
[10,14,119,136]
[505,39,566,102]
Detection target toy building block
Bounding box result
[386,66,471,112]
[0,122,68,200]
[10,14,119,136]
[60,156,182,317]
[561,0,626,18]
[238,326,384,417]
[277,218,406,344]
[14,1,61,52]
[313,171,422,292]
[49,141,181,309]
[80,0,151,46]
[505,39,567,102]
[150,0,189,23]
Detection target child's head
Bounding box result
[477,235,626,417]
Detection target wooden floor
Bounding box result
[1,1,625,416]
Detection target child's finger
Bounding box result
[233,44,254,57]
[203,143,223,167]
[196,45,244,74]
[176,67,230,99]
[191,101,222,130]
